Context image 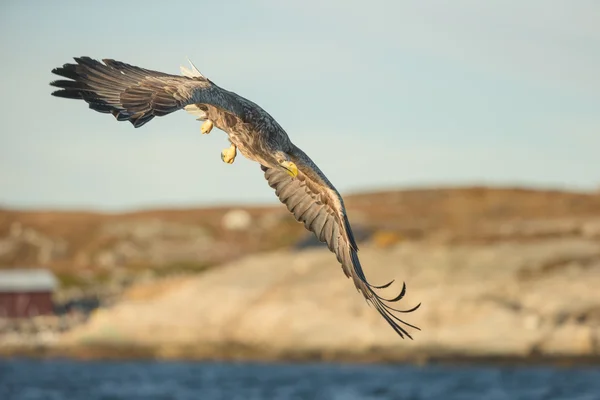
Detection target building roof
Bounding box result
[0,269,58,292]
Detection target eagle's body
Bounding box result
[50,57,420,339]
[187,83,293,167]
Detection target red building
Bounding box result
[0,269,58,318]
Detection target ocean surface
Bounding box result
[0,358,599,400]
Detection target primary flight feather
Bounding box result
[50,57,421,338]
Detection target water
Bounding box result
[0,359,599,400]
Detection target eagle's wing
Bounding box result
[262,147,421,339]
[50,57,247,130]
[52,57,421,338]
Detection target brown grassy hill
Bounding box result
[1,187,599,290]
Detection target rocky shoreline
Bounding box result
[3,342,600,367]
[2,188,600,365]
[3,237,600,365]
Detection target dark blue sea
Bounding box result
[0,358,599,400]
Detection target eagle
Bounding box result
[50,57,420,339]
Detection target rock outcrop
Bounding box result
[59,236,600,362]
[2,187,600,363]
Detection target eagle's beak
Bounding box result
[281,161,298,178]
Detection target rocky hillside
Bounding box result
[1,186,599,301]
[58,237,600,363]
[1,186,600,362]
[2,187,599,273]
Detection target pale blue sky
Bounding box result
[1,0,598,210]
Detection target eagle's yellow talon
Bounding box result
[201,119,213,134]
[221,145,237,164]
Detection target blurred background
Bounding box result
[1,1,599,399]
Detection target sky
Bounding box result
[0,0,598,211]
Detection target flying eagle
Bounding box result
[50,57,420,339]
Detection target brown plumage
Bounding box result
[50,57,421,339]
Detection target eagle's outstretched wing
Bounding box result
[51,57,421,338]
[262,146,421,339]
[50,56,248,130]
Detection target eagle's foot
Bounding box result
[201,119,214,134]
[221,144,237,164]
[279,160,299,177]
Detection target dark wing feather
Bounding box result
[50,57,246,129]
[261,151,421,339]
